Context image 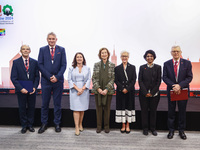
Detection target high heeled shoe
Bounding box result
[126,128,131,134]
[75,128,80,136]
[79,127,84,132]
[120,128,126,133]
[75,131,80,136]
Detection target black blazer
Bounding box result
[11,56,40,93]
[138,64,161,96]
[163,58,193,93]
[115,63,136,92]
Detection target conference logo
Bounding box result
[0,4,14,24]
[2,5,13,16]
[0,5,2,16]
[0,29,6,36]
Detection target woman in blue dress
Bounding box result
[68,52,91,136]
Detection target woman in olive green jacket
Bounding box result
[92,47,115,133]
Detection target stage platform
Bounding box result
[1,126,200,150]
[0,94,200,131]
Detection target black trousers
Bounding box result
[139,94,160,130]
[168,99,187,132]
[17,92,36,128]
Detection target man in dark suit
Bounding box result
[163,45,193,140]
[38,32,67,133]
[11,45,40,134]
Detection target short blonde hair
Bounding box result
[120,51,129,57]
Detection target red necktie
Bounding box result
[51,47,54,60]
[174,61,178,77]
[25,59,29,72]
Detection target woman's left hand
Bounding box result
[146,93,152,97]
[101,89,108,95]
[122,89,128,94]
[77,88,84,95]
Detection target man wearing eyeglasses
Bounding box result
[163,45,193,140]
[11,45,40,134]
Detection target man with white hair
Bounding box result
[163,45,193,140]
[11,45,40,134]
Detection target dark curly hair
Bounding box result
[143,50,156,60]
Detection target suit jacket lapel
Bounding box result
[20,57,28,74]
[53,46,58,62]
[47,46,53,63]
[126,63,131,75]
[126,63,132,81]
[120,63,127,81]
[28,58,33,75]
[169,59,176,81]
[178,58,183,82]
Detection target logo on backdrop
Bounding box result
[0,4,14,24]
[0,29,6,36]
[3,5,13,16]
[0,5,2,16]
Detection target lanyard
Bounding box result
[51,47,56,60]
[172,59,180,66]
[123,65,128,81]
[24,59,29,72]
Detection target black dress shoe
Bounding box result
[38,124,47,134]
[143,130,148,136]
[167,131,174,139]
[126,128,131,134]
[21,127,27,134]
[151,130,158,136]
[179,131,187,140]
[120,129,126,133]
[96,128,101,133]
[28,127,35,132]
[126,130,131,134]
[105,129,110,133]
[55,125,61,132]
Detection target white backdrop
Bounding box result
[1,0,200,84]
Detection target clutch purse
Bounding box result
[170,88,188,101]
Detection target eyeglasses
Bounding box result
[121,55,128,58]
[171,51,181,53]
[21,48,30,50]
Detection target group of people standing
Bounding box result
[11,32,193,140]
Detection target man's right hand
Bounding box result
[21,88,28,94]
[50,75,58,83]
